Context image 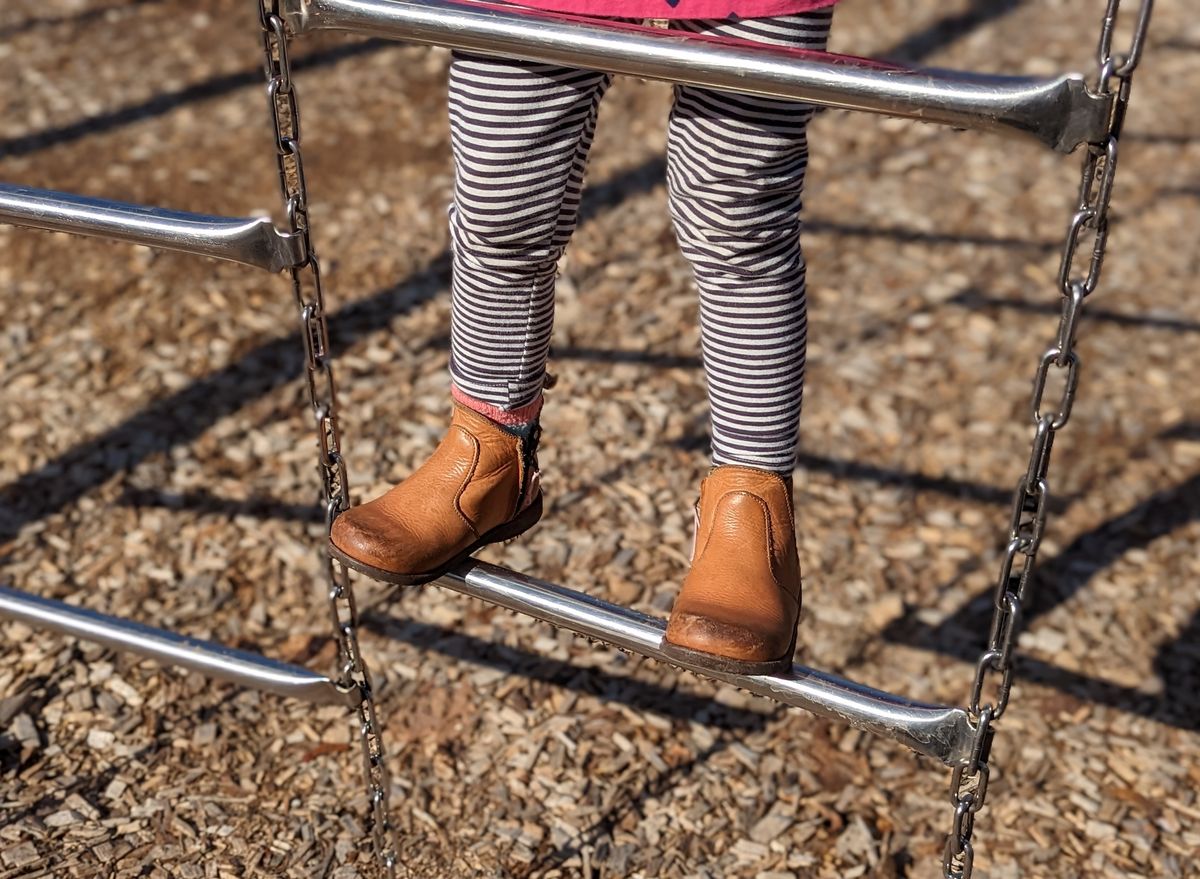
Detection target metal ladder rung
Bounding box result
[436,561,977,767]
[0,183,304,273]
[282,0,1112,153]
[0,586,360,707]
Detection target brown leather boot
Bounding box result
[328,402,542,585]
[661,465,800,675]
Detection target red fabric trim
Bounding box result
[505,0,839,21]
[452,385,544,425]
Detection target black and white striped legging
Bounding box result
[448,10,832,472]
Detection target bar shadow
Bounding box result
[419,334,702,370]
[1157,186,1200,201]
[1153,608,1200,728]
[1160,422,1200,442]
[0,39,393,159]
[1124,132,1197,146]
[361,613,773,732]
[111,432,1050,526]
[0,0,167,40]
[0,251,448,545]
[948,288,1200,334]
[808,218,1056,251]
[0,148,674,545]
[119,486,324,523]
[878,0,1025,62]
[2,0,1024,161]
[673,426,1072,511]
[581,159,1057,252]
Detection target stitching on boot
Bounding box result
[451,427,483,538]
[701,491,779,587]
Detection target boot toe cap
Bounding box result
[330,505,426,575]
[664,608,792,664]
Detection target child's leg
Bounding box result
[448,52,612,418]
[662,11,832,673]
[329,54,610,584]
[666,11,832,472]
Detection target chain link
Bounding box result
[942,2,1153,876]
[257,2,399,873]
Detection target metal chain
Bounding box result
[257,2,399,874]
[942,2,1153,876]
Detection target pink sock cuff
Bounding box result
[452,385,544,426]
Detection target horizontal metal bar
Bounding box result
[0,183,304,272]
[283,0,1111,153]
[0,586,360,707]
[436,561,976,766]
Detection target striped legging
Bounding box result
[448,10,832,472]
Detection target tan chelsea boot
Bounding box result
[328,402,542,585]
[662,465,801,675]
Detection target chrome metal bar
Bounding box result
[283,0,1111,153]
[436,561,976,766]
[0,183,304,273]
[0,586,360,707]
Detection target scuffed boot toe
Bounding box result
[663,609,795,675]
[328,502,440,585]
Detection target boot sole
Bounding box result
[659,625,798,677]
[327,493,544,587]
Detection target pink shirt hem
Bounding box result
[505,0,839,21]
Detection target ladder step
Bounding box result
[283,0,1110,153]
[0,183,304,273]
[437,561,977,767]
[0,586,360,708]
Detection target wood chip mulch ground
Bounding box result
[2,0,1198,877]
